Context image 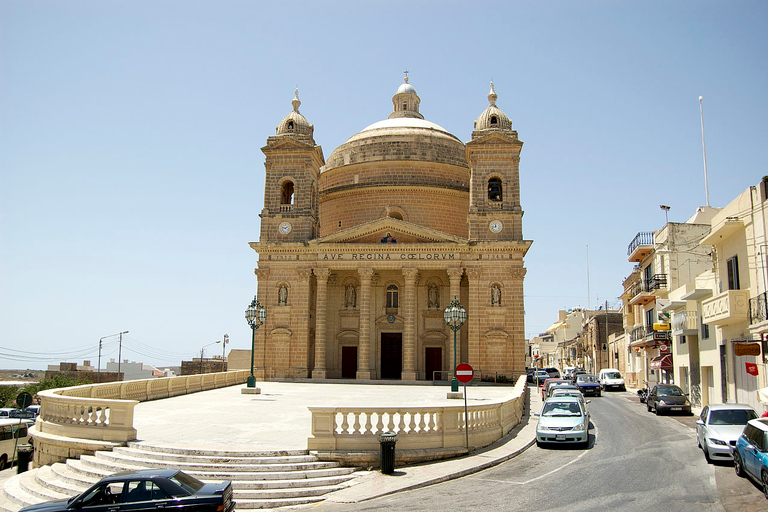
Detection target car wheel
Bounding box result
[536,440,542,448]
[704,446,712,463]
[654,406,660,416]
[0,455,6,471]
[762,471,768,499]
[734,451,745,477]
[647,402,652,412]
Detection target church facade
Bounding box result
[249,78,532,381]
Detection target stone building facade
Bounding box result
[249,78,532,381]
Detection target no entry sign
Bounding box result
[455,363,474,383]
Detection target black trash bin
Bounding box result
[378,432,397,474]
[16,444,32,474]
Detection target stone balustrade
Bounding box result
[308,375,526,464]
[34,370,249,466]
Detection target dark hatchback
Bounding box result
[575,374,601,397]
[647,384,692,415]
[19,469,235,512]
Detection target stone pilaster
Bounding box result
[446,267,464,376]
[402,267,419,380]
[509,267,527,374]
[294,269,313,378]
[465,267,483,369]
[312,268,331,379]
[357,267,375,380]
[252,268,270,380]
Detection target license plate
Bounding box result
[671,407,682,411]
[556,434,566,441]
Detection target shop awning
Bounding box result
[650,354,673,370]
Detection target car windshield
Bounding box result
[552,391,581,399]
[657,386,684,396]
[541,402,582,417]
[709,409,758,425]
[605,372,621,379]
[577,375,598,383]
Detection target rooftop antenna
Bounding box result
[699,96,711,207]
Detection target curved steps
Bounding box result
[0,443,364,511]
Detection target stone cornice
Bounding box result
[316,217,465,244]
[320,184,469,202]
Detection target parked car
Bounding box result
[597,369,625,391]
[544,367,561,379]
[18,469,235,512]
[696,404,758,462]
[535,396,590,448]
[550,387,590,411]
[0,408,20,418]
[646,384,692,415]
[575,374,601,397]
[540,378,566,401]
[733,417,768,498]
[529,370,549,385]
[24,405,41,417]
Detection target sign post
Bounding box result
[455,363,474,449]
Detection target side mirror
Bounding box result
[695,419,703,425]
[534,412,540,417]
[586,400,591,404]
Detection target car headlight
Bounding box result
[710,438,727,446]
[684,400,690,406]
[659,400,667,406]
[574,422,586,431]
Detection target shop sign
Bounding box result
[746,362,759,376]
[735,343,761,357]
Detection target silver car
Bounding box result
[696,403,758,462]
[535,396,590,448]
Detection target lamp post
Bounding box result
[200,340,221,375]
[245,295,266,388]
[444,296,467,393]
[221,334,229,372]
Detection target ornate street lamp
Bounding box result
[245,295,266,388]
[444,295,467,392]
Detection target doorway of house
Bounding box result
[341,346,357,379]
[380,333,402,379]
[425,347,442,381]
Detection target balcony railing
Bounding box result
[750,291,768,324]
[672,310,699,335]
[279,204,294,213]
[629,274,668,299]
[630,325,654,343]
[628,232,654,261]
[701,289,750,326]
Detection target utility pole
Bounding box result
[98,331,128,382]
[117,331,128,380]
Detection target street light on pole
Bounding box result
[245,295,266,389]
[199,340,221,375]
[444,295,467,393]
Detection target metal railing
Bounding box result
[750,291,768,324]
[630,325,654,343]
[629,274,668,297]
[627,232,654,256]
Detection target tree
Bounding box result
[21,375,92,404]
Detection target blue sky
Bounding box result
[1,1,766,369]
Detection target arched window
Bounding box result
[490,115,498,126]
[488,178,502,202]
[281,181,295,205]
[386,284,399,310]
[287,121,294,130]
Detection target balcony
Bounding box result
[279,204,294,213]
[750,291,768,325]
[672,310,699,336]
[701,289,749,326]
[628,232,654,262]
[628,274,668,306]
[630,325,654,344]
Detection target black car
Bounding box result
[646,384,692,415]
[19,469,235,512]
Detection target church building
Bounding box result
[249,77,532,381]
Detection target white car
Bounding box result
[696,403,758,462]
[598,368,625,391]
[535,396,590,448]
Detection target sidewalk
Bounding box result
[320,386,542,505]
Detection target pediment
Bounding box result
[315,218,466,244]
[261,137,317,152]
[466,130,521,147]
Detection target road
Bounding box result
[313,390,767,511]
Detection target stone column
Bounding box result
[295,268,313,378]
[446,267,464,376]
[312,268,331,379]
[253,268,270,380]
[509,267,527,375]
[465,267,483,369]
[357,267,375,380]
[402,267,419,380]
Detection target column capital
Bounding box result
[297,268,313,281]
[465,267,482,279]
[254,268,270,280]
[510,267,527,279]
[402,267,419,283]
[358,267,375,282]
[314,267,331,282]
[446,267,464,280]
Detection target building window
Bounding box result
[645,308,655,328]
[287,121,294,130]
[701,320,710,340]
[727,256,740,290]
[488,178,502,202]
[386,285,399,310]
[490,115,498,125]
[281,181,295,205]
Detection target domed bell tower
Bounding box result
[260,89,324,242]
[466,83,524,242]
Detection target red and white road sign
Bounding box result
[455,363,474,384]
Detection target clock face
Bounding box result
[489,220,503,233]
[279,222,292,234]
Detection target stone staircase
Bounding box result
[0,443,364,511]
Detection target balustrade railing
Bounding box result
[627,232,654,256]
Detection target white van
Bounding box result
[598,368,625,391]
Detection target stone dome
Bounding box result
[473,82,512,132]
[275,89,315,142]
